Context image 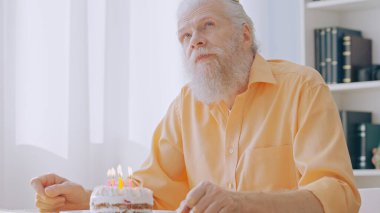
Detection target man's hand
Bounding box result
[177,181,241,213]
[177,181,324,213]
[30,173,91,212]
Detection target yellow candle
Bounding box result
[118,177,124,189]
[117,164,124,190]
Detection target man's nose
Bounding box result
[190,33,206,49]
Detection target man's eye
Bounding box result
[183,33,192,40]
[205,21,215,27]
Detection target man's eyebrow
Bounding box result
[197,16,215,24]
[177,27,187,36]
[178,16,215,35]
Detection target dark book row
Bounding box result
[314,27,377,84]
[340,110,380,169]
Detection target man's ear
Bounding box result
[242,23,252,46]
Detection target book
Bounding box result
[357,66,373,82]
[326,27,332,83]
[314,29,321,74]
[313,28,326,79]
[373,65,380,80]
[357,65,380,81]
[357,123,380,169]
[320,29,327,81]
[343,36,372,83]
[330,27,362,84]
[339,111,372,168]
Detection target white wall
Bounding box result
[267,0,304,64]
[0,0,5,207]
[0,0,137,209]
[241,0,304,64]
[340,7,380,64]
[88,0,149,190]
[240,0,271,58]
[128,0,185,149]
[1,0,88,208]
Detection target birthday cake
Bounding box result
[90,185,153,213]
[90,165,153,213]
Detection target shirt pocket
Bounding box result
[237,144,298,191]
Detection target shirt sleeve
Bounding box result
[132,95,189,210]
[294,82,361,213]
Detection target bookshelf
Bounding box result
[354,170,380,188]
[328,80,380,92]
[303,0,380,187]
[306,0,380,11]
[354,169,380,177]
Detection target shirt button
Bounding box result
[229,148,234,154]
[228,183,234,189]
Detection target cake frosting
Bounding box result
[90,185,154,213]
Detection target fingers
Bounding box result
[203,199,224,213]
[30,178,47,199]
[35,193,66,211]
[177,181,213,212]
[219,206,232,213]
[193,195,214,213]
[177,200,191,213]
[177,182,236,213]
[45,182,73,198]
[193,186,225,213]
[184,181,210,208]
[182,206,191,213]
[36,193,66,206]
[30,173,67,199]
[32,173,67,188]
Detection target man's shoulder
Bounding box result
[268,59,325,88]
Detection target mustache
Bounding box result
[189,47,224,63]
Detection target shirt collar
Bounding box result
[248,54,277,86]
[206,54,276,109]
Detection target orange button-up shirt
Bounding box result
[133,54,360,212]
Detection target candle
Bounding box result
[107,169,112,187]
[117,164,124,190]
[128,166,133,187]
[111,167,116,187]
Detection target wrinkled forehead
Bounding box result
[177,2,227,30]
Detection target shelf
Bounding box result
[328,80,380,92]
[354,169,380,177]
[306,0,380,11]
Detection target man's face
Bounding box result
[178,3,235,69]
[177,2,252,104]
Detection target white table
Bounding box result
[0,210,174,213]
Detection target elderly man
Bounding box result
[31,0,360,212]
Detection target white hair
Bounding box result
[177,0,258,53]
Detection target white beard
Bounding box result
[184,33,253,104]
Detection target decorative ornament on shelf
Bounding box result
[372,144,380,169]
